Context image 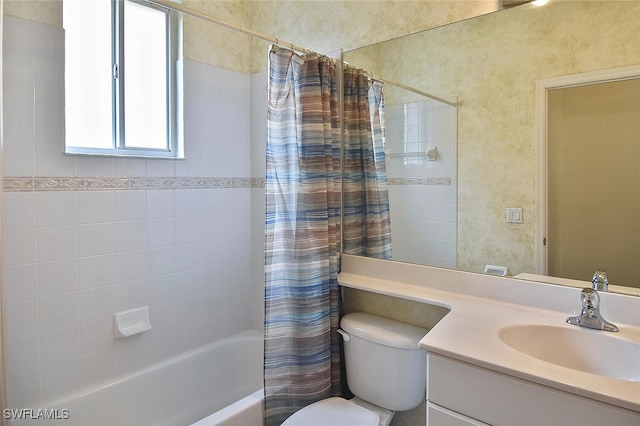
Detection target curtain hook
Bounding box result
[272,37,280,52]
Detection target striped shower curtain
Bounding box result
[263,47,342,425]
[343,68,392,259]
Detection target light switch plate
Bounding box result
[506,207,523,224]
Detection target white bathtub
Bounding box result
[190,389,264,426]
[12,330,263,426]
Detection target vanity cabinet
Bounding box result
[426,353,640,426]
[427,402,488,426]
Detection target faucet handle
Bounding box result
[591,270,608,291]
[581,287,600,309]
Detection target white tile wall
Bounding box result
[388,184,457,268]
[385,98,458,268]
[2,16,263,408]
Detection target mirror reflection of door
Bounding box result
[547,78,640,287]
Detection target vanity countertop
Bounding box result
[338,255,640,414]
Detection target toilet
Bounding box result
[282,312,428,426]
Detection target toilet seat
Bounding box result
[281,397,379,426]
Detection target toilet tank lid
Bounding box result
[340,312,428,349]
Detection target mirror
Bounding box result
[343,0,640,290]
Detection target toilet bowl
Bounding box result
[281,313,428,426]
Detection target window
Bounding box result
[64,0,182,158]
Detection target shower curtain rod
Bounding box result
[147,0,459,108]
[365,73,459,107]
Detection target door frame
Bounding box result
[534,64,640,274]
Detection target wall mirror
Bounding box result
[342,0,640,292]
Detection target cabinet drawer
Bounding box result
[427,354,640,426]
[427,402,489,426]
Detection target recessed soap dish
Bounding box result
[114,306,152,337]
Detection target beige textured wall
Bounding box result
[347,0,640,275]
[248,0,498,72]
[4,0,498,74]
[3,0,61,26]
[548,79,640,286]
[182,0,251,72]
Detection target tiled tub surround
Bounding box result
[2,16,265,410]
[386,179,456,269]
[3,185,258,408]
[339,255,640,422]
[384,98,457,269]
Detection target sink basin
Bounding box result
[499,324,640,381]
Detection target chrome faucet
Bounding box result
[566,288,619,332]
[591,270,608,291]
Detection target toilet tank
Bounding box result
[340,312,428,412]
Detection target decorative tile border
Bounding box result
[3,176,446,191]
[3,177,266,192]
[3,177,35,192]
[387,177,452,186]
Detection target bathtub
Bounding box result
[11,330,264,426]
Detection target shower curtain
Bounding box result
[264,47,342,425]
[343,68,392,259]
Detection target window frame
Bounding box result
[64,0,183,159]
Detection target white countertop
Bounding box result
[338,255,640,414]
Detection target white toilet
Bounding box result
[282,312,428,426]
